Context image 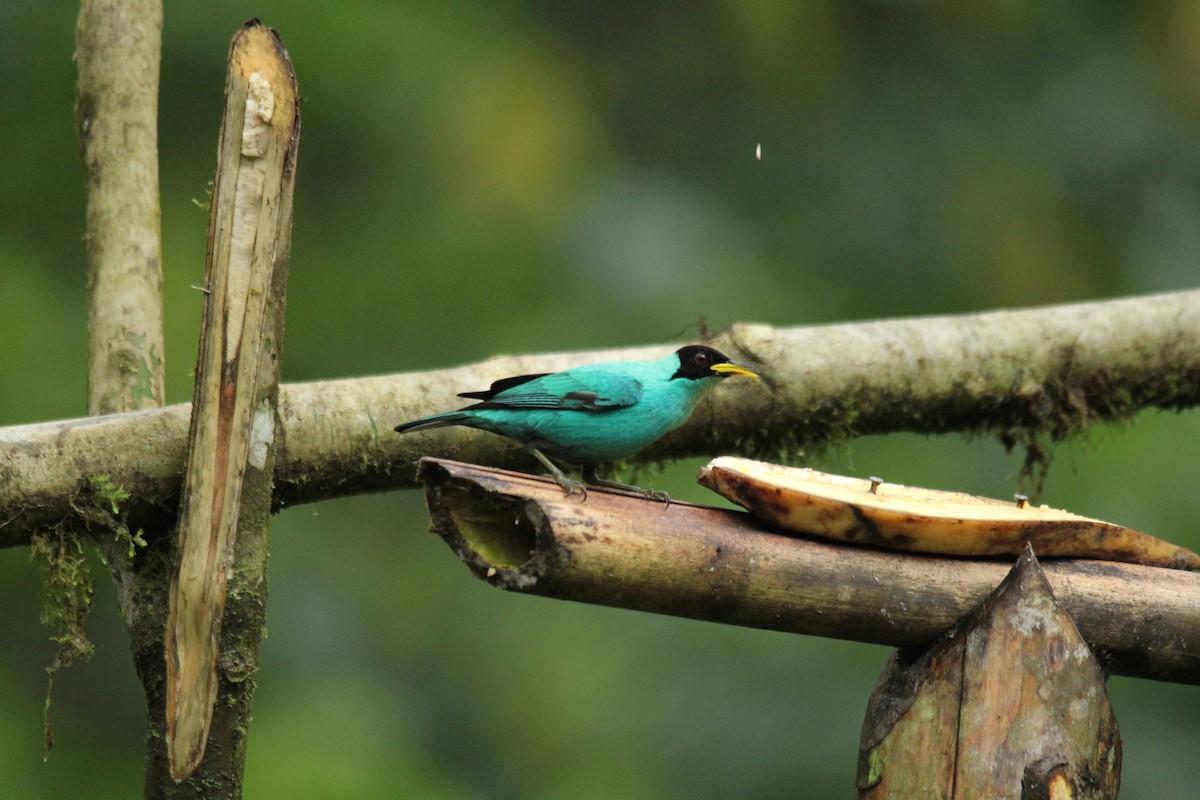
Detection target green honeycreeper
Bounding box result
[393,345,760,498]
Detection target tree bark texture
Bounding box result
[418,458,1200,686]
[76,0,165,415]
[74,8,295,798]
[2,289,1199,549]
[72,0,172,786]
[74,0,167,604]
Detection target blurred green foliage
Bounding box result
[2,2,1199,797]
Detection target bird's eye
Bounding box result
[694,351,710,366]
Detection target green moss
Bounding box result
[89,473,129,513]
[29,531,96,658]
[32,475,152,757]
[984,352,1154,499]
[74,475,147,558]
[29,528,96,758]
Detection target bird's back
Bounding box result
[460,356,715,464]
[396,350,731,466]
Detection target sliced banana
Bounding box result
[698,456,1200,570]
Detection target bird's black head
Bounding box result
[671,345,760,381]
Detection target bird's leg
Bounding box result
[582,465,671,505]
[528,447,587,499]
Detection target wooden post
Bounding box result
[73,0,171,779]
[163,19,298,788]
[857,547,1121,798]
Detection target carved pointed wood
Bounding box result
[857,546,1121,799]
[164,20,298,785]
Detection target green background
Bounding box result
[2,3,1199,797]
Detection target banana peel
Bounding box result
[698,456,1200,571]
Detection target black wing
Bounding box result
[457,373,551,401]
[458,370,643,411]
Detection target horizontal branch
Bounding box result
[2,289,1199,548]
[419,458,1200,686]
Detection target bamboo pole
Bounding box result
[2,289,1200,549]
[418,457,1200,686]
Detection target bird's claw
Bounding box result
[581,468,671,505]
[554,476,588,501]
[643,488,671,506]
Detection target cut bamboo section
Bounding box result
[419,458,1200,685]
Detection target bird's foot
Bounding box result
[582,467,671,506]
[529,447,588,500]
[552,473,588,500]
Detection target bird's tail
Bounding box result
[393,412,471,434]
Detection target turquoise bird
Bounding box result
[394,345,760,498]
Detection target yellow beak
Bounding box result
[710,360,761,379]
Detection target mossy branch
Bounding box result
[2,286,1200,551]
[2,289,1198,551]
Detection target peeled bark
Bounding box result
[163,20,298,786]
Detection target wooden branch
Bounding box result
[72,2,172,787]
[419,458,1200,686]
[76,0,165,414]
[75,0,167,632]
[164,20,297,785]
[2,290,1200,548]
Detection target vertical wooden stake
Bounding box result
[74,0,169,775]
[165,20,298,783]
[857,546,1121,799]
